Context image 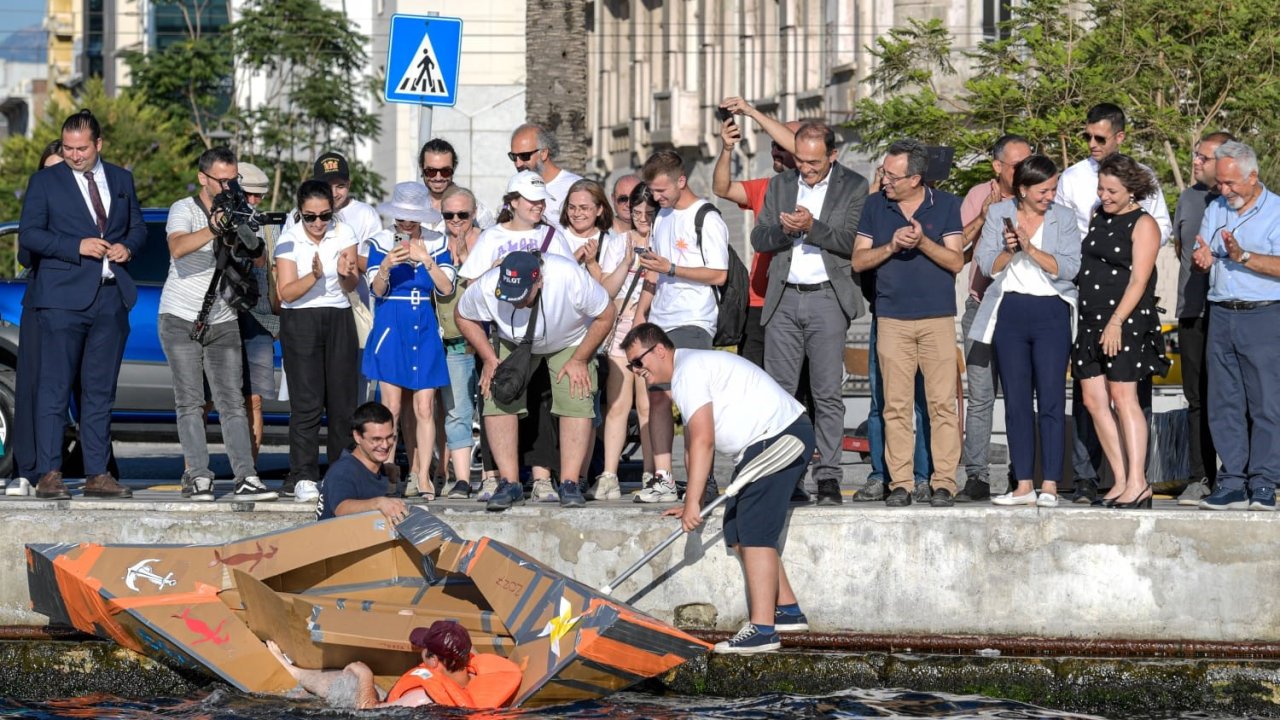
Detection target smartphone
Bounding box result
[715,107,734,124]
[1002,217,1016,235]
[634,247,650,256]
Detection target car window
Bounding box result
[131,220,172,285]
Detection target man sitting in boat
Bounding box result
[621,322,817,654]
[315,401,409,522]
[266,619,522,709]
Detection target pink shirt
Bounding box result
[960,179,1010,302]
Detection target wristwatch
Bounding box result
[666,262,677,277]
[1240,250,1253,265]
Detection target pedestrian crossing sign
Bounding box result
[384,14,462,107]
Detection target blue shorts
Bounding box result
[722,415,815,549]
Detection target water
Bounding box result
[0,687,1248,720]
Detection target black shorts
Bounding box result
[723,415,815,548]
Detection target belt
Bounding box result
[100,276,117,286]
[1212,300,1280,311]
[784,281,832,292]
[382,289,432,306]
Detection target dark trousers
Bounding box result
[738,305,766,368]
[519,358,560,474]
[14,302,40,479]
[1206,303,1280,491]
[993,294,1070,482]
[280,307,358,482]
[35,283,129,476]
[1178,316,1216,483]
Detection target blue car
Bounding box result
[0,209,291,478]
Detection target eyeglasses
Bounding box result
[1193,153,1215,164]
[421,166,454,179]
[1081,132,1111,145]
[507,149,541,162]
[442,211,472,221]
[881,170,915,185]
[627,345,658,371]
[616,195,631,205]
[201,170,238,186]
[301,211,334,223]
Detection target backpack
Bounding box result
[693,204,749,347]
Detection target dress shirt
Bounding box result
[1202,185,1280,302]
[788,168,832,284]
[74,159,113,278]
[960,179,1005,301]
[1056,157,1172,245]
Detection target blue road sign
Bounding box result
[384,14,463,107]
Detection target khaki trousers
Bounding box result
[876,316,960,493]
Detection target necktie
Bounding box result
[85,170,107,236]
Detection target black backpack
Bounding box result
[693,204,749,347]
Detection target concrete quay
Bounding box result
[2,458,1277,645]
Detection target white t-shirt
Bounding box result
[598,229,638,300]
[457,254,611,354]
[457,224,576,280]
[273,221,359,309]
[161,196,236,324]
[543,168,583,233]
[649,199,729,335]
[1055,157,1172,244]
[670,349,806,461]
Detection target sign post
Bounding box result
[384,14,463,151]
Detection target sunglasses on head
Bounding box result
[421,166,454,179]
[1081,132,1110,144]
[627,345,657,370]
[301,211,334,223]
[442,211,472,221]
[507,149,540,162]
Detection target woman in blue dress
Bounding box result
[365,182,455,500]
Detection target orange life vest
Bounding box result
[386,653,522,708]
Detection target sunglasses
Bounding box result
[507,149,540,162]
[627,345,657,370]
[442,211,472,221]
[616,195,631,205]
[421,166,454,179]
[1081,132,1111,145]
[301,211,334,223]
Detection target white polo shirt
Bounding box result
[274,221,358,309]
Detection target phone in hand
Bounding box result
[715,107,734,125]
[1002,217,1016,236]
[634,247,650,256]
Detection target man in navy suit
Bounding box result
[18,109,146,499]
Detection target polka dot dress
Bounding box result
[1071,207,1170,382]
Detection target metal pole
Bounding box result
[417,11,440,156]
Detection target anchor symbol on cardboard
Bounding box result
[125,559,177,592]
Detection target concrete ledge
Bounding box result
[2,499,1278,644]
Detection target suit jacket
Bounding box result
[19,160,146,311]
[750,162,869,323]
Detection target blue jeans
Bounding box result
[441,349,477,451]
[867,315,932,486]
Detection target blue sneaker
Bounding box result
[774,608,809,632]
[713,624,781,654]
[1249,486,1277,512]
[558,480,586,508]
[1199,486,1249,511]
[485,479,525,512]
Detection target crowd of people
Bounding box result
[8,100,1279,656]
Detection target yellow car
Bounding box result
[1153,322,1182,386]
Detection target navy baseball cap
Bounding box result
[313,151,350,182]
[496,251,541,303]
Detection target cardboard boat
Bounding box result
[25,508,710,707]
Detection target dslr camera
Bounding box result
[210,179,266,313]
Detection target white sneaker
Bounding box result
[191,476,216,502]
[633,472,678,503]
[292,479,318,503]
[5,477,32,497]
[1035,492,1059,508]
[234,476,280,502]
[476,477,499,502]
[991,490,1038,506]
[591,472,622,501]
[531,478,558,502]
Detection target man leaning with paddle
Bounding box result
[619,322,814,654]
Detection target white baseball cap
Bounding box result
[506,170,555,202]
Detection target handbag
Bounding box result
[489,294,542,405]
[347,289,373,348]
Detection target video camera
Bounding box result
[190,179,268,340]
[211,178,267,257]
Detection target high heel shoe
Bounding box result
[1114,486,1153,509]
[1091,495,1120,507]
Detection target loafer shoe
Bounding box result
[1249,486,1277,512]
[992,490,1038,506]
[929,488,954,507]
[1199,486,1249,511]
[954,480,990,503]
[1036,492,1059,508]
[1067,479,1098,505]
[815,479,842,506]
[885,488,912,507]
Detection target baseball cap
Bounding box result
[506,170,554,202]
[408,620,471,671]
[313,151,350,183]
[496,251,542,303]
[238,162,270,194]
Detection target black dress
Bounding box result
[1071,207,1170,382]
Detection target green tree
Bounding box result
[230,0,384,211]
[0,79,196,276]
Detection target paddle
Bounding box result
[601,434,806,596]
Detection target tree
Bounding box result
[526,0,588,173]
[0,79,196,275]
[230,0,384,211]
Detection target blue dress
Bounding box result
[362,233,453,390]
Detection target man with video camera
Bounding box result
[160,147,277,502]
